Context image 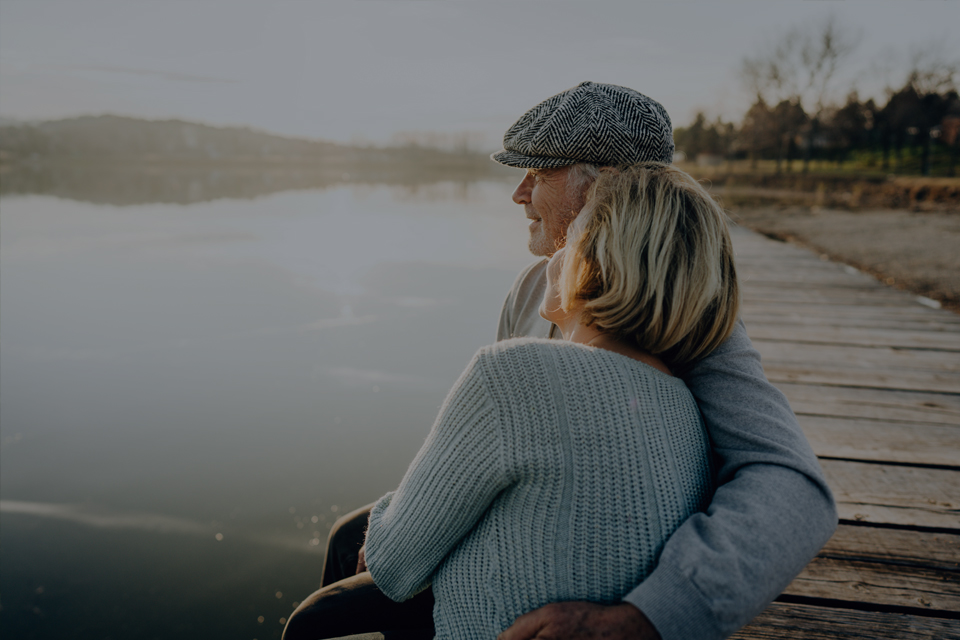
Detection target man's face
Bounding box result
[512,166,585,257]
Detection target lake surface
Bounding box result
[0,175,533,639]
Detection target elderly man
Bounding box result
[285,82,836,640]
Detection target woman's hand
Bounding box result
[355,545,368,574]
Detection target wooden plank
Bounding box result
[740,273,887,288]
[742,302,960,323]
[735,251,848,262]
[744,314,960,333]
[741,276,887,290]
[738,266,864,278]
[800,415,960,466]
[765,366,958,394]
[784,526,960,610]
[750,326,960,351]
[776,383,960,426]
[743,286,912,300]
[742,280,896,293]
[731,602,960,639]
[821,459,960,529]
[742,290,922,308]
[743,297,960,313]
[738,260,861,272]
[738,256,873,268]
[746,309,960,324]
[755,341,960,373]
[821,525,960,571]
[741,278,919,295]
[785,556,960,611]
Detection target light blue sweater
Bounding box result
[364,338,713,640]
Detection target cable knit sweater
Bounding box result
[364,338,713,640]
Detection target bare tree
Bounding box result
[906,41,959,175]
[741,29,802,107]
[905,40,959,97]
[741,15,859,172]
[869,39,959,175]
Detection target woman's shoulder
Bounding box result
[466,338,566,384]
[475,337,575,363]
[473,338,674,385]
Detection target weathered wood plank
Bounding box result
[776,383,960,426]
[756,341,960,369]
[740,273,887,288]
[821,459,960,529]
[742,302,960,323]
[785,556,960,611]
[737,256,874,269]
[750,326,960,351]
[737,256,869,267]
[741,277,888,291]
[744,314,960,333]
[822,525,960,571]
[743,302,960,317]
[765,366,958,394]
[754,340,960,393]
[739,270,873,282]
[740,281,891,292]
[741,287,924,307]
[740,287,929,302]
[731,602,960,640]
[800,415,960,466]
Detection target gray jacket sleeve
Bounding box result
[622,321,838,640]
[497,259,552,342]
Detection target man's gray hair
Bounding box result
[566,163,602,201]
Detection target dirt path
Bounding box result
[727,205,960,312]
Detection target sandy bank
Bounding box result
[728,204,960,313]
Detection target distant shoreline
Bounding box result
[0,114,516,178]
[0,159,519,206]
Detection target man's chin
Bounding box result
[528,235,552,257]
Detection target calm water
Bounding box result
[0,175,532,639]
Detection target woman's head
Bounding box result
[555,163,740,369]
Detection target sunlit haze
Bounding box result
[2,0,957,146]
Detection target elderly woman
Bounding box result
[287,163,739,639]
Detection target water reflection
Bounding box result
[0,161,519,205]
[0,500,210,534]
[0,170,531,639]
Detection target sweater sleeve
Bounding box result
[363,351,508,602]
[623,320,838,640]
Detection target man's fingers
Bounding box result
[498,608,549,640]
[498,601,658,640]
[355,546,367,574]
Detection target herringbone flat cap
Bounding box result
[492,81,674,169]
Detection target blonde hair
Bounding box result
[559,163,740,369]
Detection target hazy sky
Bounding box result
[1,1,957,146]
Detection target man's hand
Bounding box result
[355,545,367,574]
[498,602,661,640]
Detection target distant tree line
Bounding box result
[0,115,511,176]
[674,18,960,176]
[0,115,345,162]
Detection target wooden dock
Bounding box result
[727,226,960,639]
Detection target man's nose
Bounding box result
[512,173,534,205]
